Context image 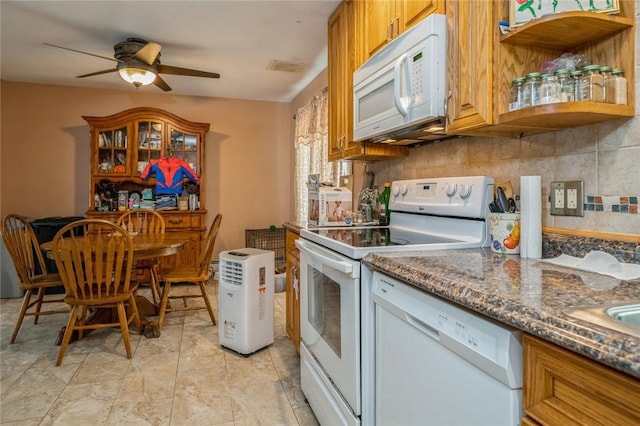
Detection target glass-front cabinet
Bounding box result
[83,107,210,269]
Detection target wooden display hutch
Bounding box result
[84,107,210,270]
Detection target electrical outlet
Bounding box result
[550,180,584,216]
[564,180,584,216]
[554,188,565,208]
[567,188,578,208]
[550,182,565,215]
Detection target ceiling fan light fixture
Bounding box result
[118,67,156,87]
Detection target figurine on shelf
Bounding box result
[140,155,199,195]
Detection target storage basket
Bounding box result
[245,227,286,272]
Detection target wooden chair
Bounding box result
[157,214,221,328]
[52,219,141,366]
[116,210,165,305]
[1,214,70,344]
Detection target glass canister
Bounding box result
[599,66,614,103]
[579,65,604,102]
[522,72,542,108]
[508,77,525,111]
[540,73,561,104]
[555,68,575,102]
[571,70,583,101]
[611,68,627,105]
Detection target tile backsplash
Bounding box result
[364,117,640,235]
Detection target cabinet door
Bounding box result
[95,125,130,176]
[328,0,363,161]
[169,127,200,176]
[446,0,493,133]
[285,230,300,352]
[398,0,443,33]
[363,0,396,58]
[135,120,164,174]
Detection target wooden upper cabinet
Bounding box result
[363,0,444,59]
[446,0,493,133]
[328,0,409,161]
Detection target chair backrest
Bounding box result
[52,219,134,301]
[116,210,165,235]
[1,214,49,283]
[196,214,222,275]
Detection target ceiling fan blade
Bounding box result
[157,64,220,79]
[134,42,162,65]
[153,75,172,92]
[43,43,116,62]
[76,68,118,78]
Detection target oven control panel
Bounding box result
[390,176,494,219]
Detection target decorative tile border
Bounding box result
[584,195,639,214]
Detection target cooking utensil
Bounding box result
[497,187,510,213]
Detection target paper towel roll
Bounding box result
[520,176,542,258]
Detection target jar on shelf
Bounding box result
[611,68,627,105]
[579,65,604,102]
[599,66,614,103]
[555,68,575,102]
[571,70,583,101]
[540,73,561,104]
[522,72,542,108]
[508,77,526,111]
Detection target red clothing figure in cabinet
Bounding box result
[140,156,199,195]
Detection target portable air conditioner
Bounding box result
[218,248,275,355]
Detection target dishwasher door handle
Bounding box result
[406,313,440,341]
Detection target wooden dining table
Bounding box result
[41,233,188,339]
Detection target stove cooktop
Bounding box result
[301,176,496,259]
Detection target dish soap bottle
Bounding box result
[378,183,391,225]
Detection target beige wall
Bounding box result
[0,81,292,254]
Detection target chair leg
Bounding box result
[56,305,79,366]
[198,281,216,325]
[117,302,133,359]
[128,293,142,334]
[157,281,172,329]
[33,287,46,324]
[11,289,33,344]
[149,265,161,305]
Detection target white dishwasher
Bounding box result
[372,271,523,426]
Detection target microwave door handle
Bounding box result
[393,53,410,117]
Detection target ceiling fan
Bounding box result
[44,38,220,92]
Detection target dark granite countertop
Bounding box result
[363,249,640,379]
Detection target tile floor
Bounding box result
[0,281,319,425]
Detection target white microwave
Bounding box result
[353,14,447,144]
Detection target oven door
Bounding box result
[296,238,361,416]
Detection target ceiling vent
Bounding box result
[267,59,303,73]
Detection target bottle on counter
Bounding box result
[378,182,391,226]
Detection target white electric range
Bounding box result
[295,176,497,425]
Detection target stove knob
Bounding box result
[459,184,472,199]
[399,184,408,196]
[392,185,400,197]
[445,183,457,197]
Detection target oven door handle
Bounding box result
[296,239,354,274]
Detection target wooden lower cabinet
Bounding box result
[85,210,206,272]
[523,334,640,426]
[285,229,300,352]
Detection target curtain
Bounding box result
[294,91,343,222]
